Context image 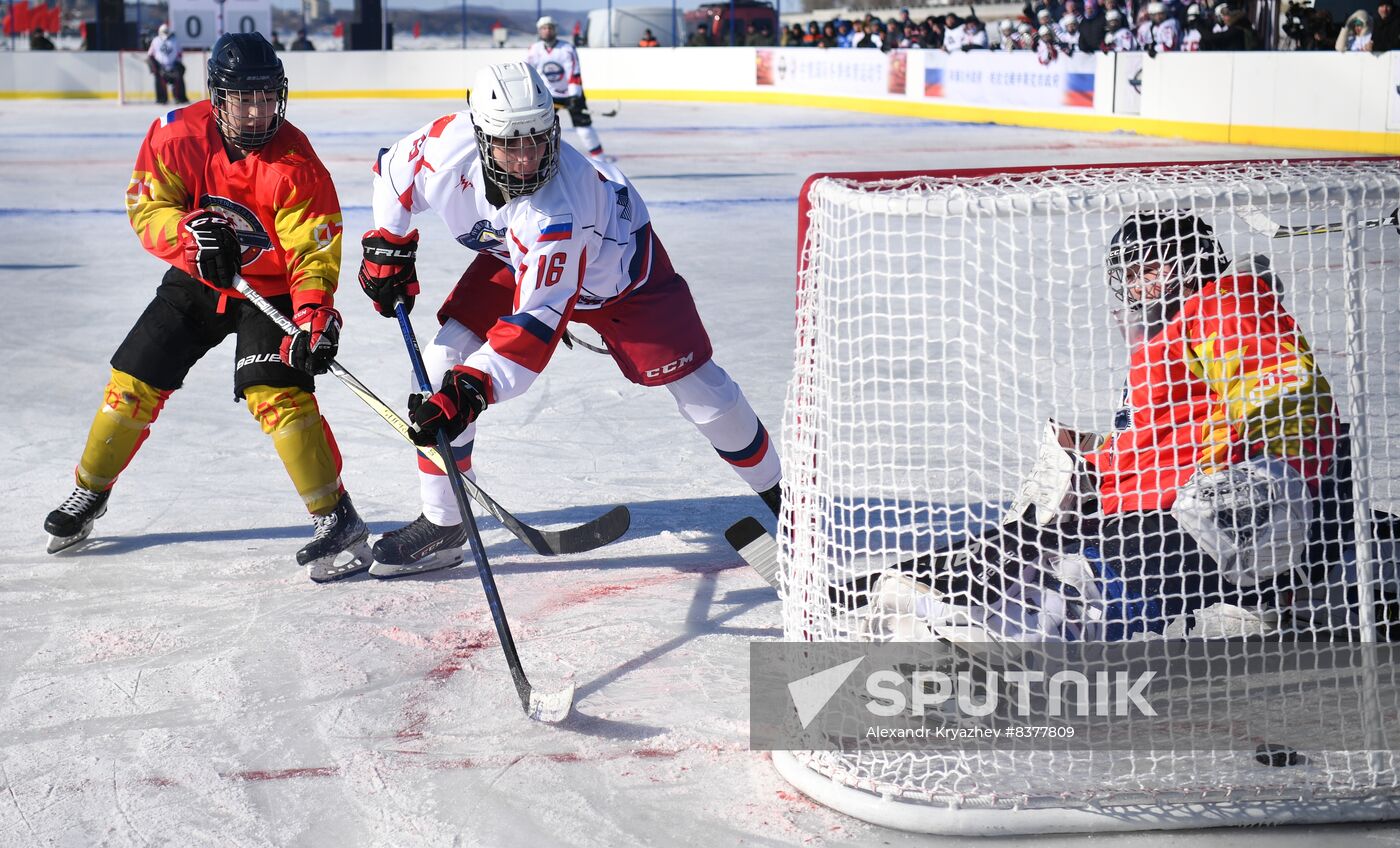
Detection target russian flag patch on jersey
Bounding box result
[538,215,573,242]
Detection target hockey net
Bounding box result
[777,158,1400,834]
[116,50,206,105]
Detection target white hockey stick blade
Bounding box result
[528,683,576,723]
[725,517,780,590]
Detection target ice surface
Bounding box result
[1,97,1395,846]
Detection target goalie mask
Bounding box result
[208,33,287,151]
[1107,210,1228,322]
[469,62,561,199]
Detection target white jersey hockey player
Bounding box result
[1147,1,1182,51]
[357,62,782,575]
[1104,9,1138,50]
[525,16,605,158]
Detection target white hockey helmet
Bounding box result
[1147,1,1166,14]
[1037,8,1052,20]
[1105,9,1123,21]
[1187,3,1201,17]
[469,62,560,198]
[536,15,556,34]
[999,18,1014,31]
[158,22,171,36]
[1038,23,1052,36]
[1061,13,1079,27]
[1018,21,1033,32]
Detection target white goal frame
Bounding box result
[777,157,1400,835]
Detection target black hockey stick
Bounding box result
[395,301,573,722]
[233,278,630,557]
[1240,206,1399,239]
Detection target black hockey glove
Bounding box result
[358,228,420,317]
[279,304,342,375]
[180,209,243,290]
[408,367,489,447]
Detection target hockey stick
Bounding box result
[1239,206,1399,239]
[233,278,630,557]
[395,301,574,722]
[597,100,620,118]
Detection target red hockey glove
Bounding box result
[179,209,243,290]
[358,228,420,317]
[407,367,489,447]
[279,305,342,375]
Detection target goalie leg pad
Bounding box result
[1007,419,1096,527]
[76,369,171,491]
[246,385,343,514]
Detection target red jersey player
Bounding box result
[43,33,372,583]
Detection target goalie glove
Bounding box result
[279,305,342,375]
[179,209,243,290]
[408,367,489,447]
[358,228,420,317]
[1171,457,1313,587]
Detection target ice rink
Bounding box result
[2,96,1396,846]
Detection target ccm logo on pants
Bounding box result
[645,352,695,380]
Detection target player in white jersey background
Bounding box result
[525,16,605,159]
[356,62,782,576]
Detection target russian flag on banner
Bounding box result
[924,67,944,98]
[539,215,573,242]
[1064,72,1095,108]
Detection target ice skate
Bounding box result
[44,486,111,554]
[299,494,372,582]
[369,514,466,578]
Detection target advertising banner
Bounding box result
[757,48,908,97]
[924,50,1098,110]
[1389,52,1400,131]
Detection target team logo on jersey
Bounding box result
[538,60,567,85]
[458,220,506,251]
[199,194,273,265]
[459,175,474,192]
[613,186,633,223]
[312,220,342,251]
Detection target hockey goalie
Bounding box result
[868,209,1396,643]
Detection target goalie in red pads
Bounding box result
[874,209,1365,641]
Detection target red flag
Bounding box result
[412,19,420,38]
[1,8,12,36]
[43,3,59,33]
[332,20,344,37]
[12,1,31,33]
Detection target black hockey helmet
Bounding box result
[207,32,287,150]
[1106,210,1229,308]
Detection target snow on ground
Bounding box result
[2,97,1397,846]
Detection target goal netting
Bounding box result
[776,158,1400,834]
[117,50,206,105]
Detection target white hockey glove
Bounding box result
[1006,419,1099,527]
[1171,456,1313,587]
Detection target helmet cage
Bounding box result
[1106,211,1229,311]
[207,35,288,151]
[474,117,561,198]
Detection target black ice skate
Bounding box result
[368,514,466,578]
[44,486,111,554]
[299,494,372,583]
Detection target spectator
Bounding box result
[944,14,967,49]
[804,21,820,44]
[1147,1,1183,53]
[961,16,991,48]
[573,20,585,46]
[1059,13,1082,51]
[1336,10,1373,49]
[819,22,839,47]
[639,28,660,47]
[492,20,508,47]
[688,26,711,46]
[744,22,772,46]
[1201,3,1259,48]
[146,23,188,105]
[29,26,56,50]
[998,18,1017,47]
[853,20,883,47]
[290,28,315,50]
[836,20,854,47]
[1080,0,1107,51]
[924,16,945,47]
[1281,2,1339,49]
[1375,0,1399,51]
[1104,8,1139,48]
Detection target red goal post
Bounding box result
[779,157,1400,835]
